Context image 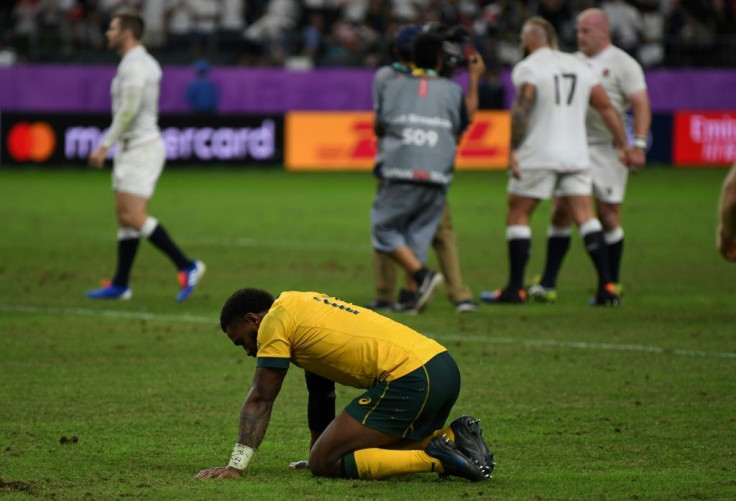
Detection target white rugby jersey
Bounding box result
[102,45,162,149]
[575,45,647,144]
[511,47,598,171]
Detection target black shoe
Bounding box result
[364,299,394,312]
[415,270,443,312]
[426,435,491,482]
[589,283,621,307]
[450,416,495,476]
[393,289,418,314]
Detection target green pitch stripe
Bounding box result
[1,303,735,360]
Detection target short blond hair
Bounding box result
[525,16,558,49]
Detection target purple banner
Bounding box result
[2,65,735,113]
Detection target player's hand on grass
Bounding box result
[88,146,108,169]
[195,466,243,479]
[288,459,309,469]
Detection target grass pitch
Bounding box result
[1,166,734,500]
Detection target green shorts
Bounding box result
[345,351,460,441]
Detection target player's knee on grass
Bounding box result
[308,449,342,478]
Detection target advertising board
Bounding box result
[1,113,284,166]
[285,111,510,170]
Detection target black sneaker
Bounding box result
[393,289,418,314]
[364,299,394,312]
[426,435,490,482]
[414,270,443,312]
[450,416,495,476]
[589,283,621,307]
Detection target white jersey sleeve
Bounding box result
[581,46,647,143]
[511,62,539,89]
[102,46,161,148]
[102,59,145,148]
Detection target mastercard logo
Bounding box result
[7,122,56,162]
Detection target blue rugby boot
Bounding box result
[177,260,206,302]
[86,281,132,300]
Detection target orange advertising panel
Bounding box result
[674,112,736,166]
[285,111,509,171]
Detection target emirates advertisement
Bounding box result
[674,112,736,166]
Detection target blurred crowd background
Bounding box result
[1,0,735,68]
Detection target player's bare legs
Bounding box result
[565,195,617,302]
[309,411,487,481]
[482,194,539,303]
[116,191,149,229]
[87,188,201,300]
[536,198,574,291]
[115,190,196,284]
[506,193,540,226]
[309,411,410,477]
[596,199,621,231]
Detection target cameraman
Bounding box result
[366,25,483,313]
[369,31,485,314]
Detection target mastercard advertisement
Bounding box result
[0,113,284,166]
[285,111,510,170]
[5,121,57,162]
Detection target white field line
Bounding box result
[1,304,735,360]
[187,237,367,253]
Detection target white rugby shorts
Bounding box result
[112,138,165,198]
[508,168,592,199]
[588,143,629,204]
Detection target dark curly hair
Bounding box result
[219,288,275,332]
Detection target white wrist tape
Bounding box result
[228,443,255,471]
[633,136,647,149]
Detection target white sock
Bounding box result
[579,218,603,237]
[548,225,573,238]
[140,216,159,238]
[604,227,624,245]
[117,227,141,240]
[507,225,532,240]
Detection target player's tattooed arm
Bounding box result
[237,367,287,449]
[510,83,536,150]
[237,412,271,449]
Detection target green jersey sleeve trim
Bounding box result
[256,357,290,369]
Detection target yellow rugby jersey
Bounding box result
[255,291,446,388]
